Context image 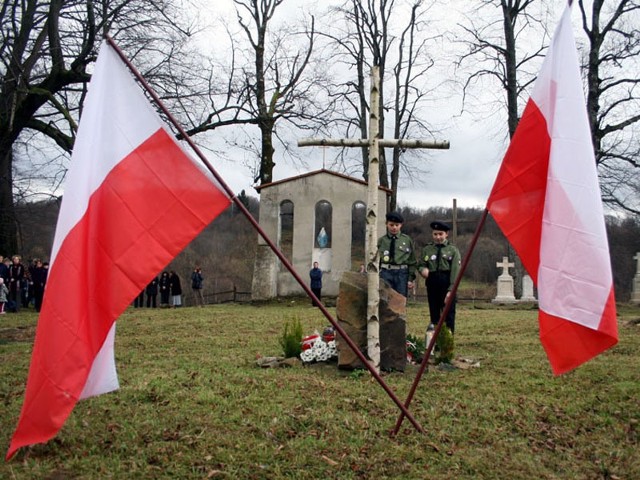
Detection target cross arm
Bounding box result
[298,138,450,149]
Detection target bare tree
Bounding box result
[323,0,439,209]
[455,0,547,295]
[455,0,546,139]
[181,0,331,187]
[579,0,640,215]
[0,0,203,256]
[389,2,437,210]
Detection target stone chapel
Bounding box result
[251,169,391,299]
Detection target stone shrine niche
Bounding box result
[314,200,332,271]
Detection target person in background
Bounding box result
[32,260,48,313]
[159,271,171,307]
[377,211,416,297]
[20,266,31,309]
[0,256,8,284]
[191,266,204,307]
[309,261,323,307]
[169,271,182,308]
[27,258,38,307]
[417,221,461,334]
[146,276,159,308]
[8,255,25,312]
[0,277,8,314]
[133,288,145,308]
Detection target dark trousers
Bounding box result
[426,272,456,334]
[146,294,157,308]
[8,283,19,312]
[160,290,170,305]
[34,286,45,312]
[134,291,145,308]
[380,268,409,297]
[311,287,322,306]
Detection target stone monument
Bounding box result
[492,256,517,304]
[519,273,537,303]
[335,271,407,371]
[632,252,640,305]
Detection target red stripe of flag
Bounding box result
[7,43,231,459]
[487,4,617,375]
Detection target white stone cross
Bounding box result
[497,256,515,276]
[298,66,449,372]
[634,252,640,274]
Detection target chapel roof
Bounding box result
[254,168,392,194]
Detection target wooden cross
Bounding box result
[496,256,515,276]
[298,66,449,372]
[444,198,476,244]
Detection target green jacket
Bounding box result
[377,232,417,281]
[417,240,461,291]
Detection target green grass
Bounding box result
[1,302,639,479]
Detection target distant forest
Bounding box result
[12,197,640,302]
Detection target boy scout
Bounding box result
[418,221,461,334]
[377,211,416,297]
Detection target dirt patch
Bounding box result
[0,326,36,344]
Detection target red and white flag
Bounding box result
[486,4,618,375]
[7,41,231,459]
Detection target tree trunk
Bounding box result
[585,0,603,163]
[259,120,276,184]
[0,145,18,255]
[502,0,519,138]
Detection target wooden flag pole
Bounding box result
[391,208,490,436]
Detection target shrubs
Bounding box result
[407,328,454,365]
[279,317,303,358]
[435,326,455,364]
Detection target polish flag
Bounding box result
[7,41,231,459]
[486,4,618,375]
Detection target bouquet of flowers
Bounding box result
[300,337,338,363]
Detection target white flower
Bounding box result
[300,349,315,362]
[300,338,338,363]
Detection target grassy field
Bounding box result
[1,301,639,479]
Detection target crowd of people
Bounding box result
[0,255,49,314]
[0,256,206,313]
[133,266,205,309]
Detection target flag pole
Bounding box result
[103,35,424,434]
[391,208,490,436]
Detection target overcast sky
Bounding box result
[189,0,572,211]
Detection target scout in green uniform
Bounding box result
[417,221,461,334]
[377,211,416,297]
